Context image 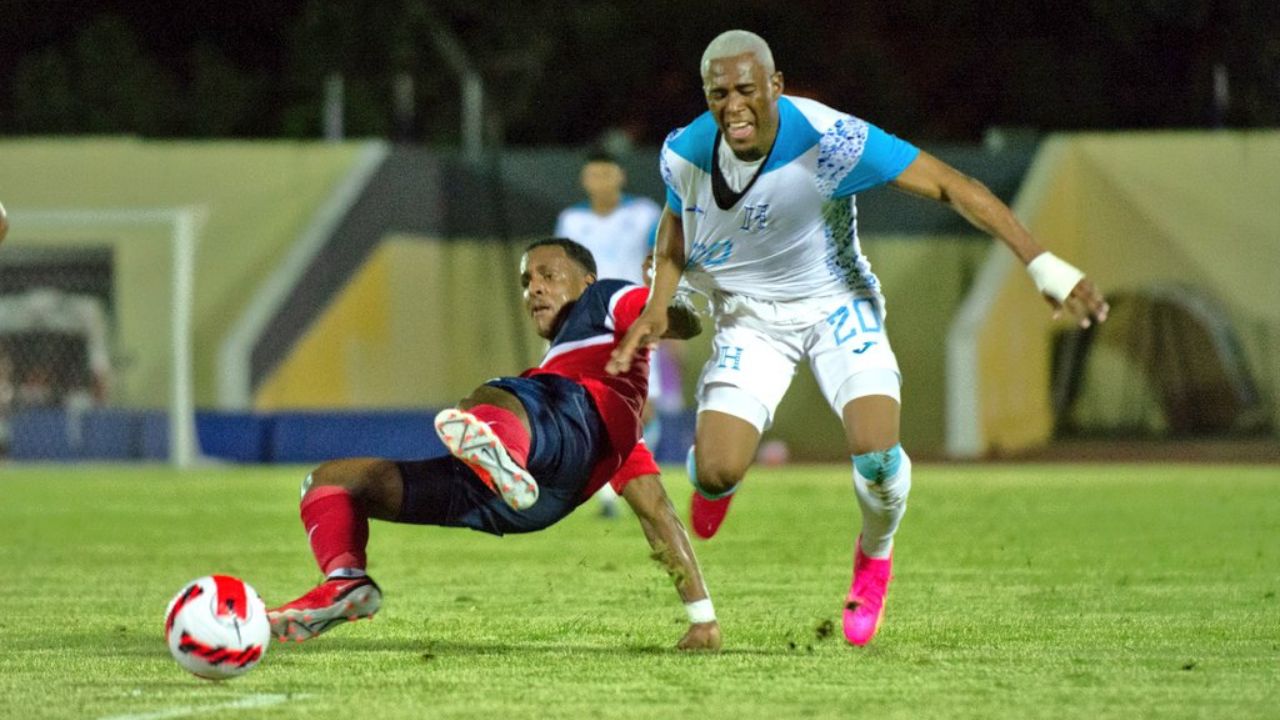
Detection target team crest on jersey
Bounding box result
[740,204,771,233]
[686,237,733,270]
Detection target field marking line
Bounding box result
[96,692,308,720]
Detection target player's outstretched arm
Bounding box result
[889,151,1109,328]
[609,208,686,374]
[620,474,722,651]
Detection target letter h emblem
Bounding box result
[716,345,744,370]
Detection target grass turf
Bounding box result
[1,463,1277,719]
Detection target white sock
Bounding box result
[327,568,367,579]
[852,447,912,558]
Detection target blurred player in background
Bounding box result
[271,238,720,650]
[610,30,1109,646]
[0,201,9,245]
[555,150,673,518]
[555,150,660,285]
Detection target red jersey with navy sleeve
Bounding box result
[523,279,650,497]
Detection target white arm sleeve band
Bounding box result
[1026,252,1085,303]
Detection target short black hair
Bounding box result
[584,148,620,166]
[525,237,597,276]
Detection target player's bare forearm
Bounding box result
[607,209,687,375]
[891,152,1108,324]
[621,474,721,650]
[0,201,9,246]
[892,152,1043,263]
[645,208,687,314]
[622,475,709,603]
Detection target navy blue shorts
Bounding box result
[395,374,606,535]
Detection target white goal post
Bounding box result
[4,207,204,467]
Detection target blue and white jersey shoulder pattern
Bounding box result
[814,117,870,199]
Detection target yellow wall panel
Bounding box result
[974,132,1280,454]
[257,237,544,410]
[0,138,366,406]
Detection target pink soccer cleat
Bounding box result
[268,576,381,642]
[690,491,736,540]
[435,408,539,511]
[843,538,892,646]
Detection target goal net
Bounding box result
[1,208,202,466]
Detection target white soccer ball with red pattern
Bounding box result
[164,575,271,679]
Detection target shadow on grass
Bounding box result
[273,637,801,658]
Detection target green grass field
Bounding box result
[2,463,1277,719]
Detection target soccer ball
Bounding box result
[164,575,271,679]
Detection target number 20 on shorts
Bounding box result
[826,298,882,351]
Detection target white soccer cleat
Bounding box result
[434,408,539,510]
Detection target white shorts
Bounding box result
[695,291,901,432]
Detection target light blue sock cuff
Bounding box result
[852,443,904,483]
[686,446,737,500]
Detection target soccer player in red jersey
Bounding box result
[269,238,720,650]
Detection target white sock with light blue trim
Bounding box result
[851,444,912,558]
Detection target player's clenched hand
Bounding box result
[677,621,722,651]
[607,310,668,375]
[1045,277,1109,329]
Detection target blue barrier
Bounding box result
[6,408,696,464]
[269,411,444,463]
[10,408,78,460]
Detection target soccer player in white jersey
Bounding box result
[556,151,665,518]
[609,30,1109,646]
[555,150,661,285]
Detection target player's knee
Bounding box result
[306,459,399,505]
[306,461,347,496]
[695,457,745,495]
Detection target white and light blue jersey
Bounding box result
[554,195,661,285]
[660,95,919,300]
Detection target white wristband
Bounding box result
[1026,252,1085,303]
[685,598,716,624]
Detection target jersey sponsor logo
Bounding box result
[740,203,771,233]
[686,237,733,270]
[852,341,877,354]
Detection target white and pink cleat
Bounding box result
[843,537,892,646]
[434,408,539,511]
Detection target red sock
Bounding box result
[300,486,368,576]
[468,404,531,467]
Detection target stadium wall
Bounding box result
[0,138,369,407]
[2,138,1030,461]
[956,132,1280,455]
[254,237,544,409]
[255,234,986,457]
